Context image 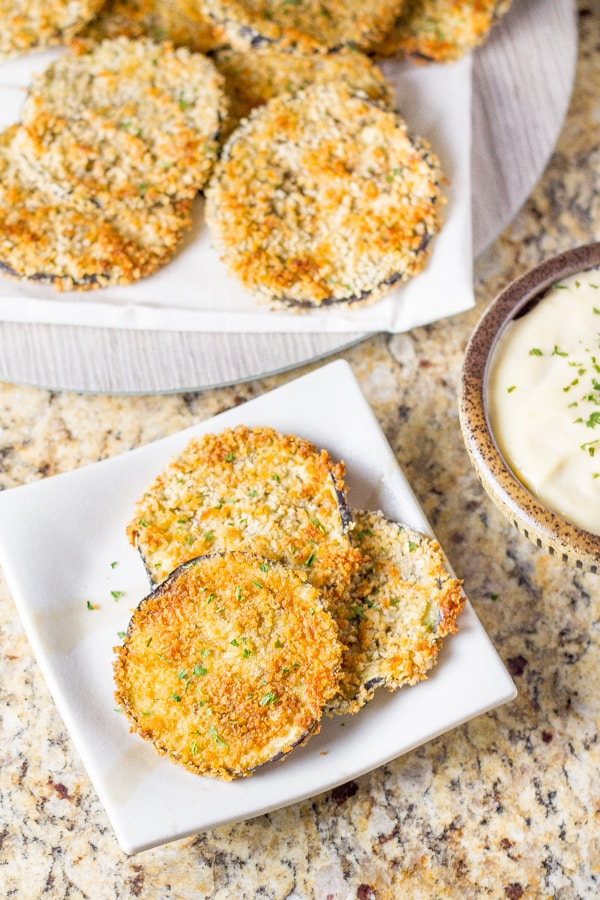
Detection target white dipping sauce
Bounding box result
[488,267,600,535]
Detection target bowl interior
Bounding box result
[459,242,600,572]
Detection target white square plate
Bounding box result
[0,361,515,854]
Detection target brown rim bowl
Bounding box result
[459,242,600,574]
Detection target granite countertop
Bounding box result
[1,4,600,897]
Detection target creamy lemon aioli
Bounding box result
[488,267,600,535]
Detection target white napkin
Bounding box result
[0,51,473,334]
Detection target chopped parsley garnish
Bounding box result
[259,690,278,706]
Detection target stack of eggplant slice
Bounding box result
[115,425,465,779]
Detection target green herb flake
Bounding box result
[304,550,316,567]
[111,590,125,600]
[529,348,543,356]
[86,600,97,611]
[117,631,126,639]
[408,540,418,552]
[259,690,278,706]
[507,385,517,394]
[224,451,235,462]
[259,562,269,572]
[171,693,182,703]
[193,665,208,676]
[350,605,366,621]
[209,725,228,747]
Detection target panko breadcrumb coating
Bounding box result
[374,0,513,62]
[79,0,160,42]
[203,0,405,54]
[19,38,227,206]
[127,425,362,605]
[154,0,226,53]
[0,125,193,291]
[205,84,445,310]
[326,510,464,715]
[0,0,104,62]
[114,552,343,779]
[213,45,393,139]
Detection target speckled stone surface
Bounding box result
[2,4,600,897]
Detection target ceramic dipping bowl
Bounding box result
[459,242,600,573]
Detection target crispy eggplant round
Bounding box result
[0,125,193,292]
[325,509,465,715]
[203,0,404,54]
[18,37,227,207]
[212,45,393,140]
[114,551,343,779]
[127,425,361,606]
[374,0,513,62]
[0,0,104,62]
[204,84,445,310]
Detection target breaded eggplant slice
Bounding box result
[213,46,393,139]
[325,510,465,716]
[154,0,226,53]
[126,425,362,605]
[19,37,227,206]
[0,125,192,291]
[203,0,404,54]
[114,551,343,779]
[0,0,104,62]
[205,84,445,310]
[374,0,513,62]
[82,0,225,51]
[80,0,161,42]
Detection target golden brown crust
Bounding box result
[19,37,227,206]
[213,45,393,139]
[127,425,362,605]
[154,0,226,53]
[0,125,193,291]
[373,0,513,62]
[0,0,104,61]
[203,0,405,54]
[205,84,445,310]
[326,509,465,715]
[79,0,160,42]
[114,551,343,779]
